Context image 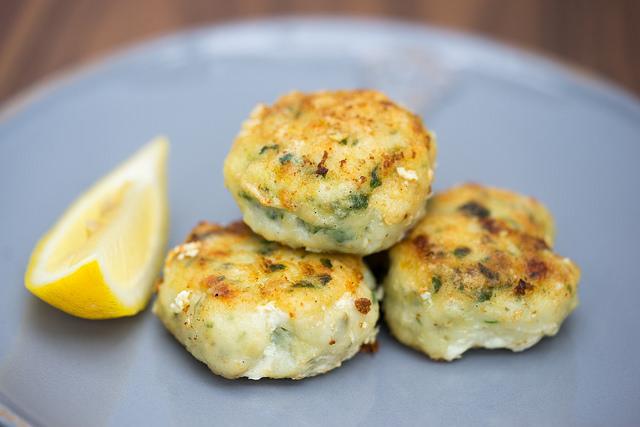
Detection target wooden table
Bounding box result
[1,0,638,104]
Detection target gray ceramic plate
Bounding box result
[1,17,639,427]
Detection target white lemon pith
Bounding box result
[24,138,169,319]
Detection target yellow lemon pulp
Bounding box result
[25,137,169,319]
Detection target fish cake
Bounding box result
[153,221,379,379]
[383,184,580,361]
[426,182,556,247]
[223,90,437,255]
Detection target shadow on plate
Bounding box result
[19,295,144,341]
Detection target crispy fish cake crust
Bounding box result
[427,183,556,246]
[383,184,580,361]
[223,90,437,255]
[153,221,379,379]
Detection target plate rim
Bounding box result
[1,15,639,124]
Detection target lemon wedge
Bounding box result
[25,137,169,319]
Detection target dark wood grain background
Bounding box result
[1,0,638,104]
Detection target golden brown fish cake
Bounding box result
[383,184,580,361]
[223,90,437,255]
[426,183,556,246]
[153,221,379,379]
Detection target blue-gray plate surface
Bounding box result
[1,18,639,427]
